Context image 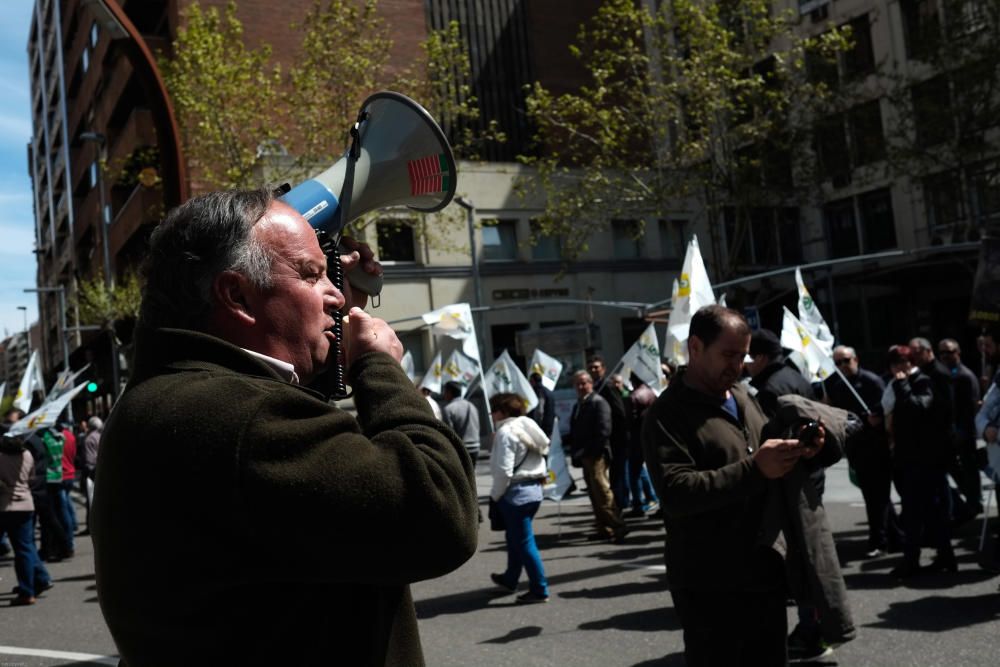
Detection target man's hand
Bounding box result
[894,370,907,381]
[752,439,803,479]
[339,237,382,310]
[344,306,402,366]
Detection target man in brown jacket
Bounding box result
[93,189,478,666]
[642,305,825,666]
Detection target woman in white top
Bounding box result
[488,393,550,603]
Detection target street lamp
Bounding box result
[24,286,72,421]
[78,131,121,402]
[16,306,29,355]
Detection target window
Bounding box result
[843,15,875,78]
[824,198,860,258]
[724,208,801,266]
[974,164,1000,223]
[859,189,897,252]
[815,114,850,183]
[924,171,965,229]
[612,219,641,259]
[482,219,517,261]
[849,100,886,166]
[90,21,100,48]
[659,219,687,259]
[529,219,561,260]
[89,161,99,189]
[81,48,89,74]
[376,219,416,262]
[490,323,529,369]
[912,76,953,147]
[901,0,940,60]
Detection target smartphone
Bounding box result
[798,420,821,449]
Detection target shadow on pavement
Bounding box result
[559,579,667,600]
[578,605,681,632]
[479,625,543,644]
[631,652,686,667]
[866,592,1000,631]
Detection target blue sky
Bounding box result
[0,1,38,340]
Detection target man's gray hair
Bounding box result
[88,416,103,431]
[909,337,933,351]
[833,345,856,358]
[139,188,276,331]
[573,370,593,383]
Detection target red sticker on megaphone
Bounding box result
[408,154,449,196]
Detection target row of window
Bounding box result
[374,219,691,264]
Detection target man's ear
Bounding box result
[688,335,703,361]
[213,270,255,326]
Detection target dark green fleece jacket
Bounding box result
[93,327,478,667]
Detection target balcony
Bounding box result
[109,182,162,256]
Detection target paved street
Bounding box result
[1,460,998,666]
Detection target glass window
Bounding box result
[750,208,780,265]
[923,171,964,229]
[482,219,518,261]
[81,48,89,74]
[90,21,99,48]
[659,219,687,259]
[849,100,886,166]
[611,219,642,259]
[974,165,1000,221]
[843,14,875,78]
[859,188,897,252]
[911,76,953,147]
[723,208,753,266]
[376,219,416,262]
[815,114,849,182]
[778,208,804,265]
[901,0,939,60]
[824,198,860,258]
[89,161,98,189]
[529,219,561,260]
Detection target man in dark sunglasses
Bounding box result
[825,346,902,558]
[938,339,982,518]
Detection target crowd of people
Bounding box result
[0,409,103,606]
[3,184,997,667]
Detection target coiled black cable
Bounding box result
[315,229,352,400]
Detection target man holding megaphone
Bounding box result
[92,94,476,667]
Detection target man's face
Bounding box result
[574,373,594,399]
[688,326,750,395]
[908,339,934,365]
[833,350,859,376]
[244,202,344,384]
[937,342,960,369]
[746,353,769,378]
[587,360,606,381]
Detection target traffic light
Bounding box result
[86,381,99,394]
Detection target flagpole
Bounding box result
[832,366,871,415]
[594,359,626,396]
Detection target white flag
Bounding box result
[542,417,574,501]
[6,382,89,436]
[13,351,42,412]
[0,381,5,399]
[620,323,669,395]
[48,364,91,401]
[664,236,715,365]
[795,268,834,353]
[441,349,480,396]
[780,306,836,382]
[421,303,481,364]
[418,351,443,394]
[400,351,415,382]
[485,350,538,413]
[527,348,563,392]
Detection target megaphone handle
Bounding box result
[344,266,383,300]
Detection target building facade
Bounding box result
[26,0,989,410]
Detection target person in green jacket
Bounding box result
[92,188,478,667]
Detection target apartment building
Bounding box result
[26,0,989,407]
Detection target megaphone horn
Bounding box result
[279,91,458,297]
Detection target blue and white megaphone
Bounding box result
[279,91,457,297]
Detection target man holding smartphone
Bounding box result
[642,305,853,666]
